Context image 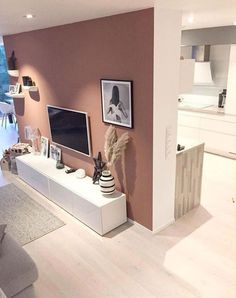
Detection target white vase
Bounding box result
[99,170,115,195]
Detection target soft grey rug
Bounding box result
[0,183,65,246]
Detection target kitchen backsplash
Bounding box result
[179,94,218,106]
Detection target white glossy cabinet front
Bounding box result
[178,111,236,157]
[16,155,127,235]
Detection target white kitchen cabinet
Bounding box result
[177,126,200,140]
[178,111,236,158]
[199,130,236,154]
[178,113,200,128]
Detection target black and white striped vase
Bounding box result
[99,170,115,195]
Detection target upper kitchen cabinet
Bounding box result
[225,45,236,114]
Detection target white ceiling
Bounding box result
[0,0,236,36]
[0,0,154,36]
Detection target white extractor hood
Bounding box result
[192,45,214,86]
[194,61,214,85]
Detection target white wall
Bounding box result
[153,5,182,232]
[0,36,3,45]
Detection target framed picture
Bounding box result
[15,83,21,94]
[100,79,133,128]
[50,144,61,161]
[40,137,49,158]
[9,85,16,94]
[24,125,33,140]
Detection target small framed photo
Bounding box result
[24,125,33,140]
[100,79,133,128]
[50,144,61,161]
[40,136,49,158]
[9,85,16,94]
[15,83,21,94]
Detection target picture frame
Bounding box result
[100,79,133,128]
[15,83,21,94]
[9,85,16,94]
[50,144,61,161]
[24,125,33,140]
[40,136,49,158]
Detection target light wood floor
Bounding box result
[0,124,236,298]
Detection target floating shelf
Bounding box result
[22,86,38,92]
[5,92,25,99]
[8,70,19,77]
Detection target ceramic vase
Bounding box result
[99,170,115,195]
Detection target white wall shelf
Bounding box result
[16,154,127,235]
[5,92,25,99]
[8,70,19,77]
[22,86,38,92]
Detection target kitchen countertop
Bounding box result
[176,138,204,155]
[178,104,225,115]
[178,106,236,123]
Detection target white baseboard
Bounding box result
[152,218,175,234]
[128,217,175,234]
[127,218,152,233]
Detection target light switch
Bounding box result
[165,126,172,160]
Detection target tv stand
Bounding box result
[16,154,127,235]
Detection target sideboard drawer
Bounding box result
[49,179,102,234]
[17,160,49,197]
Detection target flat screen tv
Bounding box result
[47,105,91,157]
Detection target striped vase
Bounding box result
[99,170,115,195]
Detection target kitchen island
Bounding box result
[175,139,204,220]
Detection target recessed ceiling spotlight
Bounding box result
[188,14,194,24]
[23,14,35,19]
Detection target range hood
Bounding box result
[192,45,214,86]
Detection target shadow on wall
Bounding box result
[115,137,137,218]
[61,145,93,170]
[13,98,25,117]
[29,90,40,102]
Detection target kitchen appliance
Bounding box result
[218,89,227,108]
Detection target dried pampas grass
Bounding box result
[104,125,129,168]
[104,126,117,162]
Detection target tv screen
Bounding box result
[47,105,91,156]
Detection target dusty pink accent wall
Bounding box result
[4,9,154,230]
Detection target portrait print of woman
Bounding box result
[101,80,133,128]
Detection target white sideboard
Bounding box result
[16,154,127,235]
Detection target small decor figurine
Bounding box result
[92,152,106,184]
[8,51,17,70]
[0,144,31,174]
[0,149,11,171]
